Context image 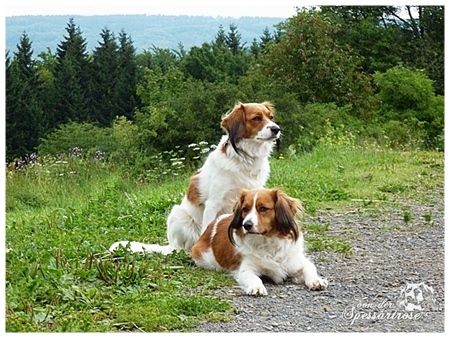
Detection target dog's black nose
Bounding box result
[271,126,281,135]
[243,220,253,231]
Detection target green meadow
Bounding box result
[5,144,443,332]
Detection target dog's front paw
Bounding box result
[245,284,268,296]
[306,277,328,291]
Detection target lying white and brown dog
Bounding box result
[191,188,328,296]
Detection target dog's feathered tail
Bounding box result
[109,241,174,255]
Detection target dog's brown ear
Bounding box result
[221,103,246,154]
[262,101,275,113]
[273,190,301,241]
[228,190,247,245]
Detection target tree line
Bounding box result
[6,6,444,163]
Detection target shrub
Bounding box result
[424,95,444,150]
[372,66,444,150]
[38,122,114,158]
[109,116,140,165]
[283,102,362,153]
[373,66,435,113]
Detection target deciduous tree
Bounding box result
[264,8,371,107]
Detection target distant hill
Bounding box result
[6,15,285,56]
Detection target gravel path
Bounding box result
[196,193,445,332]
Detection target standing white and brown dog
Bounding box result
[110,102,281,255]
[192,188,328,296]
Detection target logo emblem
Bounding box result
[396,282,436,312]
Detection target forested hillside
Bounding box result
[6,15,284,55]
[6,6,444,168]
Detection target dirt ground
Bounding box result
[196,192,445,332]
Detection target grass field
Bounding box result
[5,145,444,332]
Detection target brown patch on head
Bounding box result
[246,189,278,237]
[220,102,276,154]
[221,103,246,154]
[186,171,202,206]
[229,189,301,242]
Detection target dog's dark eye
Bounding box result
[252,116,262,122]
[269,116,274,120]
[258,206,269,212]
[242,207,249,213]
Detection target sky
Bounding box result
[5,0,301,18]
[4,0,435,18]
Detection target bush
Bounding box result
[373,66,435,113]
[282,102,362,153]
[371,66,444,150]
[38,122,114,158]
[424,95,444,150]
[109,116,141,165]
[135,66,238,155]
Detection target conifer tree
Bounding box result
[35,48,57,133]
[52,18,91,125]
[259,27,273,53]
[5,34,43,160]
[225,24,243,54]
[91,28,119,126]
[214,25,227,48]
[117,30,140,119]
[250,38,260,58]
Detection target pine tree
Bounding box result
[250,38,260,58]
[91,28,119,126]
[225,24,244,55]
[117,30,140,120]
[35,48,57,133]
[214,25,227,48]
[259,27,273,53]
[5,34,43,160]
[52,18,91,125]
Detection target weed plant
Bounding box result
[5,143,443,332]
